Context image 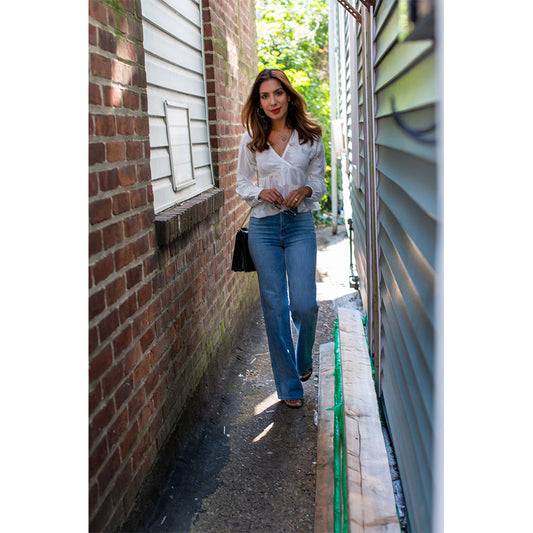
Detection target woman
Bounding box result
[236,69,326,409]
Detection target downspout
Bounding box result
[329,0,338,235]
[361,2,381,395]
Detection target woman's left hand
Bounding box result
[284,186,312,209]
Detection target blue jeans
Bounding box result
[248,211,319,400]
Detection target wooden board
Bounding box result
[338,307,401,532]
[315,342,336,533]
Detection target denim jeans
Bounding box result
[248,210,319,400]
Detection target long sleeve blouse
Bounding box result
[236,129,327,218]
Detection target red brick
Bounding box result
[143,140,151,159]
[123,90,139,110]
[90,344,113,385]
[114,245,135,271]
[138,398,155,428]
[95,114,116,137]
[89,326,99,354]
[89,289,106,320]
[123,215,142,238]
[90,53,112,79]
[89,198,112,225]
[89,142,105,165]
[137,282,152,308]
[118,165,137,186]
[107,469,130,524]
[130,187,146,208]
[113,324,132,359]
[99,168,119,192]
[98,309,120,343]
[126,264,143,289]
[89,495,113,533]
[135,43,146,65]
[107,7,128,34]
[117,115,135,136]
[89,0,107,24]
[89,382,103,414]
[105,275,126,306]
[117,39,136,62]
[107,407,129,449]
[137,162,151,182]
[89,433,109,478]
[113,191,131,215]
[92,254,115,286]
[126,140,143,160]
[89,82,101,105]
[133,362,150,395]
[140,92,148,112]
[89,172,99,197]
[90,399,115,441]
[96,447,121,494]
[132,234,150,258]
[119,421,138,460]
[106,141,125,162]
[119,292,138,323]
[114,373,134,412]
[112,60,135,86]
[103,84,123,107]
[151,372,167,407]
[141,209,155,230]
[144,255,158,278]
[127,17,144,42]
[102,221,124,250]
[135,116,149,136]
[98,27,117,54]
[126,381,145,422]
[139,325,155,353]
[89,482,99,517]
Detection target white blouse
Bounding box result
[236,130,327,218]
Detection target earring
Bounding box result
[257,107,267,119]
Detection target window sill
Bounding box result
[154,188,225,246]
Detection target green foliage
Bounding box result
[255,0,332,211]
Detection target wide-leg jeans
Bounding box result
[248,211,319,400]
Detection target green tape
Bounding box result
[330,319,349,533]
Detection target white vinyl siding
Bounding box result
[141,0,214,213]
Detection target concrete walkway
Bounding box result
[129,225,356,532]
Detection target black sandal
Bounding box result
[299,368,313,382]
[283,399,303,409]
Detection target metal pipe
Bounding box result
[329,0,338,234]
[348,219,359,289]
[368,4,381,398]
[361,3,382,395]
[361,5,374,375]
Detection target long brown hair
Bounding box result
[241,68,322,153]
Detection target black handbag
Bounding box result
[231,208,256,272]
[231,227,255,272]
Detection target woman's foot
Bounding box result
[299,368,313,382]
[283,399,303,409]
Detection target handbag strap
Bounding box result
[239,206,253,228]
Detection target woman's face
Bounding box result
[258,78,290,123]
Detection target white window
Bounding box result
[141,0,214,213]
[164,101,195,192]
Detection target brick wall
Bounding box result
[88,0,258,531]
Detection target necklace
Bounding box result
[272,129,290,143]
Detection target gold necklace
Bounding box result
[272,129,290,142]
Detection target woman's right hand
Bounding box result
[258,188,285,209]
